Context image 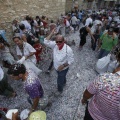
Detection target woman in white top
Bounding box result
[13,36,42,75]
[13,36,36,64]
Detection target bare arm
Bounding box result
[87,27,95,42]
[113,66,120,73]
[12,112,19,120]
[81,89,94,104]
[32,97,40,110]
[25,52,35,60]
[46,28,56,40]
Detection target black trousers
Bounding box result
[79,35,86,47]
[84,102,94,120]
[91,34,99,51]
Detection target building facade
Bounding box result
[96,0,118,9]
[83,0,118,10]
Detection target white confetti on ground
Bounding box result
[0,25,99,120]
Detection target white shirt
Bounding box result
[21,20,31,31]
[108,16,112,22]
[16,42,36,64]
[71,16,78,25]
[44,39,74,70]
[65,19,70,27]
[85,17,93,26]
[0,66,4,81]
[91,20,102,34]
[34,20,43,32]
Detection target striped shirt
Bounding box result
[87,73,120,120]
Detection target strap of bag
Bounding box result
[66,44,67,56]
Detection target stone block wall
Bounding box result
[65,0,73,12]
[0,0,66,42]
[65,0,87,13]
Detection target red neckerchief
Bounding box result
[57,42,65,50]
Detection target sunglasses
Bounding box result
[56,41,63,43]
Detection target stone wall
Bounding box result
[65,0,87,13]
[65,0,73,12]
[0,0,66,42]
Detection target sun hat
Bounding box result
[29,110,46,120]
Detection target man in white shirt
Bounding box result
[85,15,93,26]
[20,16,31,35]
[44,29,74,93]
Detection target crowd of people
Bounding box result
[0,7,120,120]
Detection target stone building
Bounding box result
[83,0,118,10]
[0,0,66,41]
[65,0,87,13]
[96,0,118,9]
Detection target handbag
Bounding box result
[95,54,111,74]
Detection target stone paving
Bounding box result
[0,29,98,120]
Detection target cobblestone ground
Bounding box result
[0,28,98,120]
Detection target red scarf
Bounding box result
[57,42,65,50]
